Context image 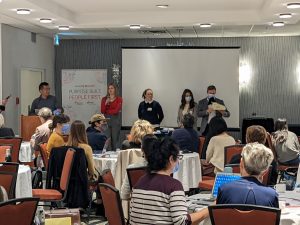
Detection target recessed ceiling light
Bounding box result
[129,25,141,30]
[287,3,300,9]
[16,9,31,15]
[199,23,212,28]
[58,26,70,31]
[272,22,285,27]
[156,4,169,8]
[40,18,52,24]
[279,13,292,18]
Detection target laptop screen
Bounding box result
[212,173,241,198]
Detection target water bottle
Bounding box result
[5,149,11,162]
[224,166,233,173]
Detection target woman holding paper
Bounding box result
[101,83,123,151]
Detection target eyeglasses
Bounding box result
[177,154,183,160]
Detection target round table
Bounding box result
[173,152,202,191]
[16,165,32,198]
[93,151,118,177]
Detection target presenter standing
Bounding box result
[198,85,230,136]
[101,83,122,151]
[138,88,164,126]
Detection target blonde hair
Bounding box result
[0,114,4,128]
[241,143,274,176]
[130,120,154,144]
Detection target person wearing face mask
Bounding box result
[86,113,108,152]
[138,88,164,126]
[198,85,230,136]
[177,89,198,130]
[46,114,69,158]
[130,137,209,225]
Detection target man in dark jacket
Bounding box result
[86,114,108,152]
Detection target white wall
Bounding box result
[1,24,55,133]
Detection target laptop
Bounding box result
[195,172,241,205]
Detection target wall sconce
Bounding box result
[239,62,251,86]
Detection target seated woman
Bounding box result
[272,118,300,165]
[0,114,14,137]
[46,114,69,157]
[67,120,95,178]
[121,119,154,150]
[30,107,52,151]
[205,117,235,174]
[172,113,199,153]
[130,137,208,225]
[217,143,278,208]
[120,134,156,200]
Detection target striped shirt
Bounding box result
[130,173,191,225]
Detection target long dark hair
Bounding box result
[48,114,68,132]
[67,120,88,147]
[180,89,195,109]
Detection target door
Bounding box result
[20,68,44,115]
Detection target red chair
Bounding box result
[126,166,147,190]
[0,145,12,162]
[38,143,49,170]
[0,171,17,199]
[0,197,39,225]
[32,148,75,207]
[208,204,281,225]
[198,136,205,157]
[99,183,126,225]
[99,169,115,187]
[224,144,245,166]
[0,162,19,173]
[0,137,22,163]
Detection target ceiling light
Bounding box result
[156,4,169,8]
[279,13,292,18]
[287,3,300,8]
[58,26,70,31]
[16,9,31,15]
[40,18,52,24]
[129,25,141,30]
[199,23,212,28]
[272,22,285,27]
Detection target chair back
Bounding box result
[224,144,245,165]
[224,163,240,173]
[0,197,39,225]
[0,162,19,173]
[198,136,205,157]
[0,138,22,162]
[60,149,75,192]
[126,166,147,190]
[266,132,277,160]
[39,143,49,170]
[100,169,115,187]
[0,171,17,199]
[99,183,125,225]
[208,204,281,225]
[0,145,12,162]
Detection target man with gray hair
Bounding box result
[216,143,279,208]
[30,107,53,151]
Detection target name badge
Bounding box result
[147,107,152,111]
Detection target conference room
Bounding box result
[1,0,300,224]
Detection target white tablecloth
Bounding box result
[187,191,300,225]
[93,152,118,177]
[16,165,32,198]
[19,142,32,162]
[173,152,202,191]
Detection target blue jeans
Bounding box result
[282,155,300,165]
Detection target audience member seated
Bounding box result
[120,134,156,200]
[0,186,8,202]
[230,125,267,164]
[30,107,52,151]
[67,120,95,178]
[172,113,199,153]
[130,137,209,225]
[204,117,235,175]
[217,143,279,208]
[46,114,69,157]
[121,119,154,150]
[272,118,300,165]
[86,113,108,152]
[0,114,14,137]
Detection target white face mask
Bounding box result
[185,96,192,102]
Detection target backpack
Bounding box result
[32,168,43,189]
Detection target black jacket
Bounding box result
[138,100,164,125]
[86,126,107,151]
[0,127,15,138]
[46,146,89,208]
